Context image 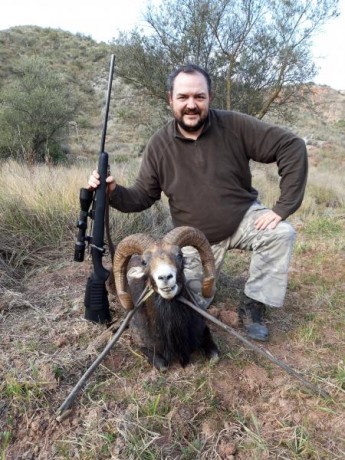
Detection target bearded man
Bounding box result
[88,64,308,342]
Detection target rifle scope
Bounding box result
[74,188,94,262]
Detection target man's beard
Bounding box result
[175,109,208,133]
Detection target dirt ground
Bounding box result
[1,252,345,459]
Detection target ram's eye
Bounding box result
[176,253,183,262]
[141,259,147,267]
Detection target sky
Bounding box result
[1,0,344,90]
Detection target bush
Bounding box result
[0,56,81,164]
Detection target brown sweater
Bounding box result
[109,109,308,244]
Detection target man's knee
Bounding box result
[276,221,296,244]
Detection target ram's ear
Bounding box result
[127,266,145,279]
[163,226,216,298]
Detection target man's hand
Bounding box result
[88,169,116,193]
[255,210,282,230]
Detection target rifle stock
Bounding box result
[74,55,115,323]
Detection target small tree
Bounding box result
[0,56,80,163]
[113,0,339,118]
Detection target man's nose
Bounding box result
[186,97,197,108]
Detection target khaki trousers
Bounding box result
[182,202,296,309]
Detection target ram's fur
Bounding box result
[113,226,219,370]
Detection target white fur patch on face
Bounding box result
[152,262,179,299]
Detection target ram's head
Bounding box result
[113,226,216,310]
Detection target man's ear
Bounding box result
[167,91,173,106]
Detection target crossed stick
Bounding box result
[56,291,329,419]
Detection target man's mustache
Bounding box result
[183,108,201,115]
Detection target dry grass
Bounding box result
[1,133,345,459]
[0,159,170,289]
[0,160,87,287]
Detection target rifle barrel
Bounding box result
[100,54,115,153]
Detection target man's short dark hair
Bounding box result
[167,64,212,94]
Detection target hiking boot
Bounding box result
[238,295,269,342]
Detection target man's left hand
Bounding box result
[255,210,282,230]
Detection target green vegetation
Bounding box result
[0,56,81,163]
[0,0,341,164]
[114,0,339,118]
[0,26,113,162]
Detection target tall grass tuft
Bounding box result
[0,160,83,278]
[251,160,345,220]
[1,149,344,289]
[0,158,170,288]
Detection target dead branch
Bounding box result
[178,295,330,399]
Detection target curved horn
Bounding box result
[163,226,216,298]
[113,234,155,310]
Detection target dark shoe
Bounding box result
[238,295,269,342]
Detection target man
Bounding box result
[88,64,308,342]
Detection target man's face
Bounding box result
[168,71,211,134]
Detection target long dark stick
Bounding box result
[56,287,153,417]
[178,295,329,399]
[56,307,137,417]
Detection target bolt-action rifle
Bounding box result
[74,55,115,323]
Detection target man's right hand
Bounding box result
[88,169,116,193]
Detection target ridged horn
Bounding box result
[163,226,216,298]
[113,233,155,310]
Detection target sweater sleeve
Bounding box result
[240,114,308,219]
[272,135,308,219]
[108,146,162,213]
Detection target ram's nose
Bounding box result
[158,273,174,283]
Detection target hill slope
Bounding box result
[1,25,345,160]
